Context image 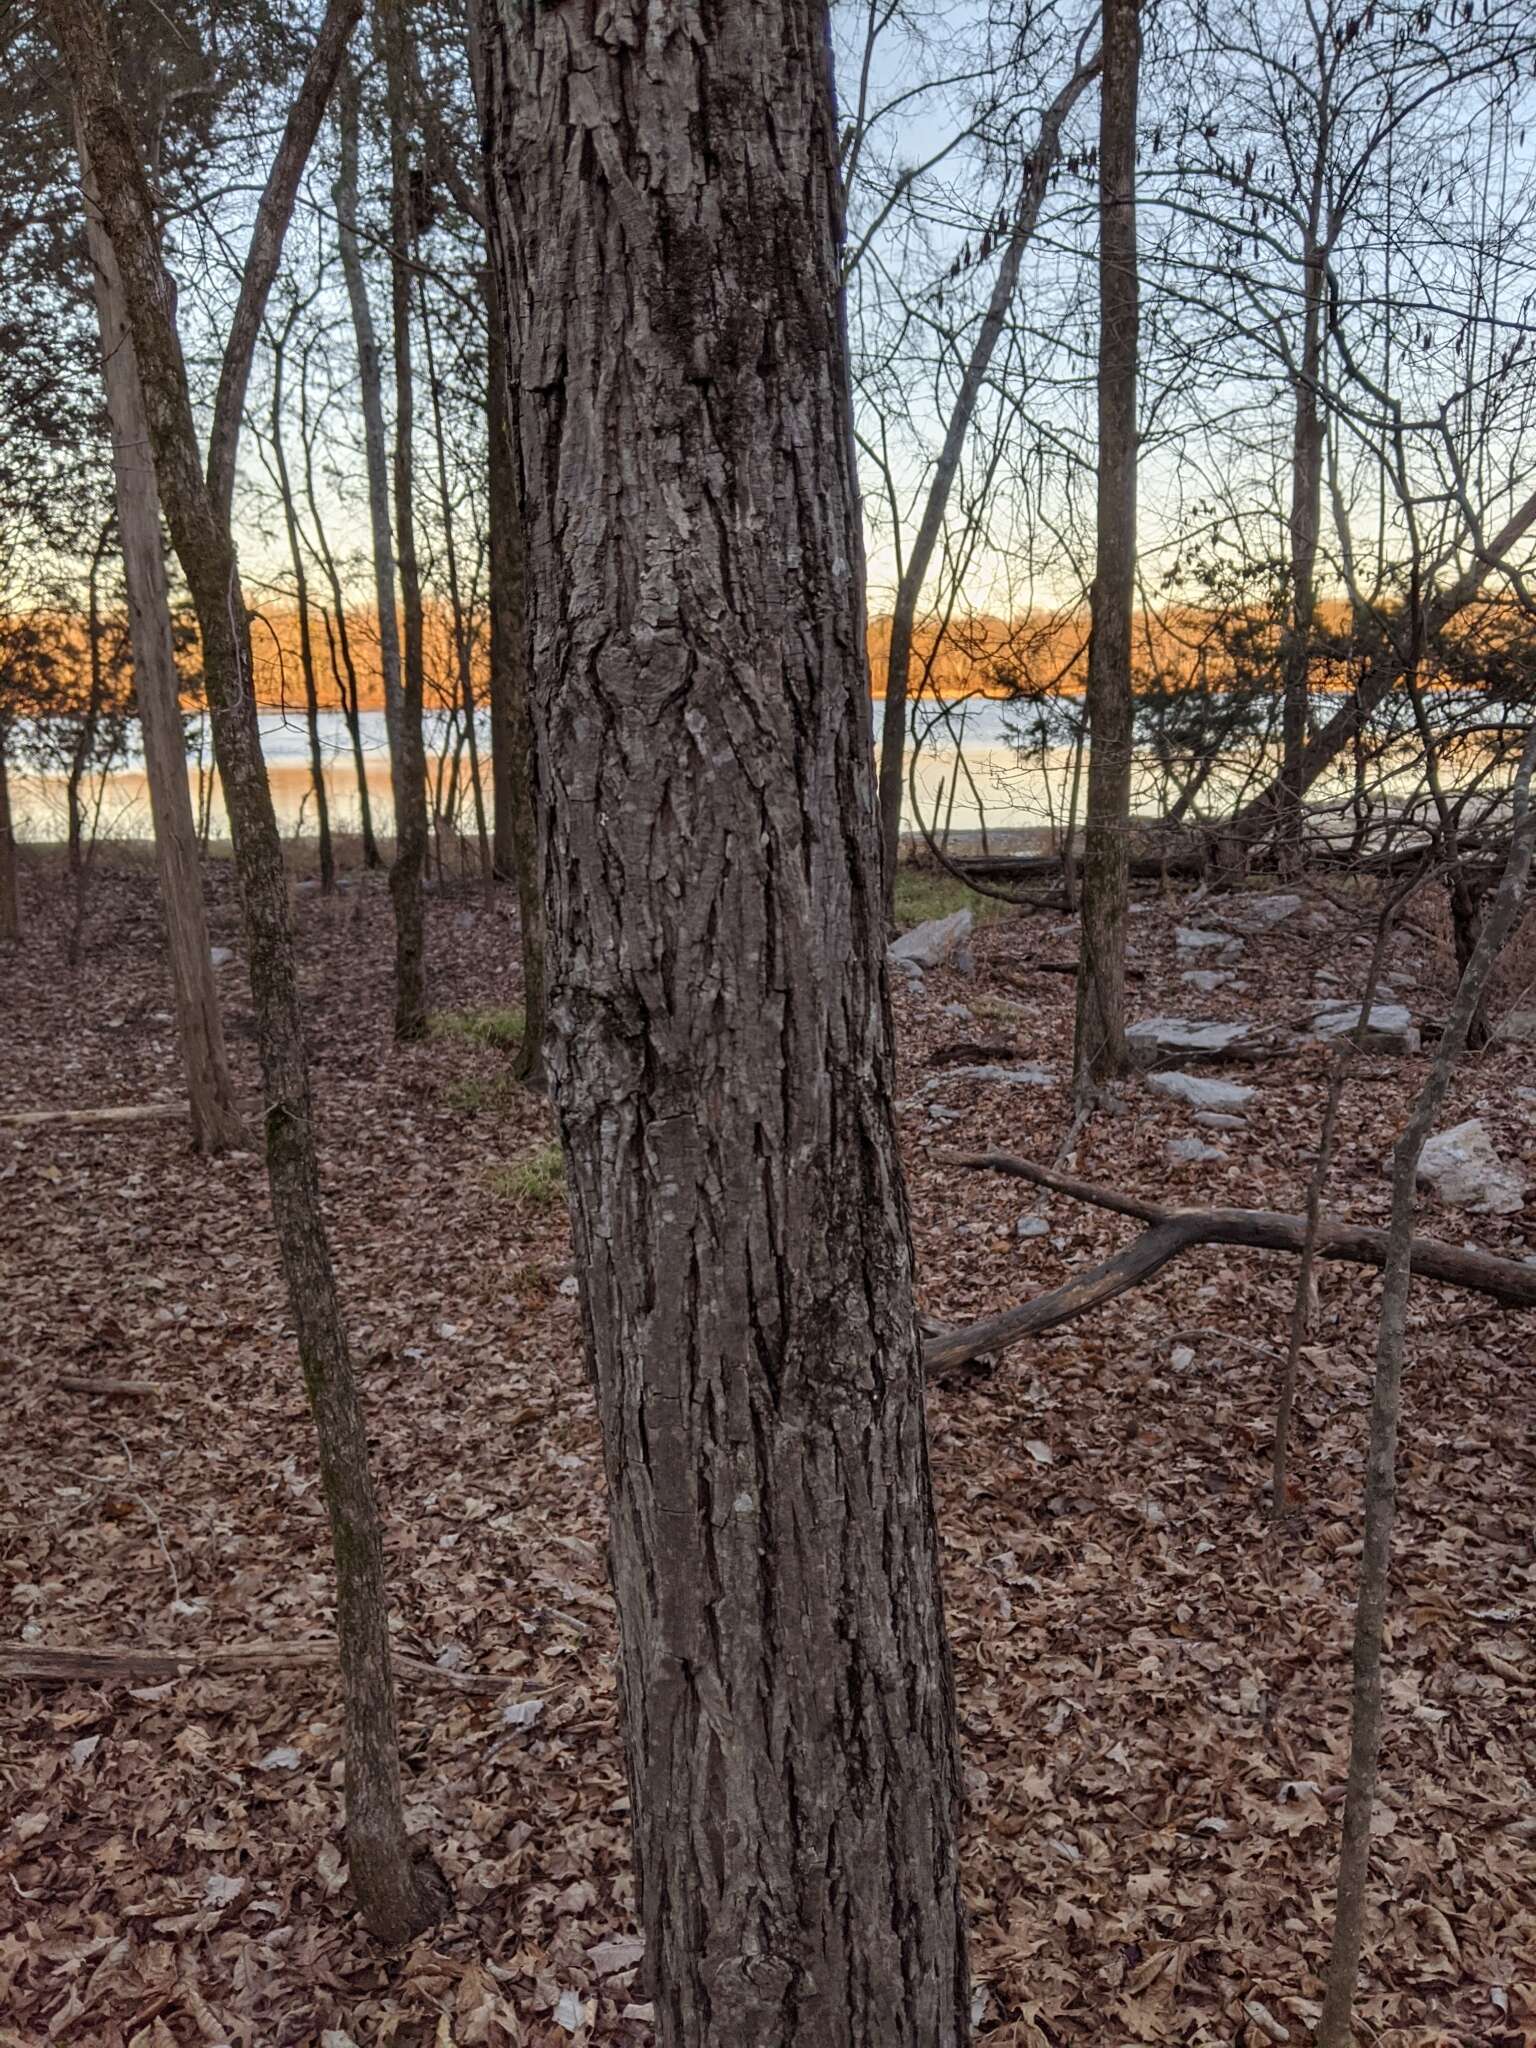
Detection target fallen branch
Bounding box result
[0,1102,186,1130]
[0,1640,518,1695]
[920,1152,1536,1371]
[57,1375,161,1398]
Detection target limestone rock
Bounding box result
[1494,1010,1536,1044]
[1176,926,1243,964]
[1181,969,1236,993]
[1307,999,1419,1055]
[921,1062,1055,1093]
[1166,1135,1226,1165]
[1220,892,1303,932]
[1415,1119,1525,1214]
[1146,1069,1256,1113]
[889,909,974,976]
[1128,1017,1256,1066]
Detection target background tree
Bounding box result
[47,0,447,1943]
[1073,0,1140,1091]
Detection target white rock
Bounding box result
[1222,892,1303,932]
[940,1002,973,1020]
[256,1746,302,1771]
[1016,1214,1050,1238]
[1146,1069,1255,1113]
[1166,1135,1227,1165]
[209,946,235,968]
[502,1698,545,1728]
[1128,1018,1256,1066]
[1170,1344,1196,1370]
[1180,969,1235,993]
[1194,1111,1247,1131]
[921,1063,1054,1092]
[1307,1000,1419,1054]
[1495,1010,1536,1044]
[889,909,974,974]
[1416,1119,1526,1214]
[1176,926,1243,961]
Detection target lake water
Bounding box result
[4,691,1450,849]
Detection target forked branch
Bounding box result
[920,1151,1536,1372]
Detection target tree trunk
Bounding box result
[1278,231,1325,863]
[54,0,445,1946]
[299,394,380,868]
[78,136,243,1152]
[484,274,545,1085]
[0,726,18,941]
[481,6,970,2043]
[381,3,430,1041]
[874,52,1099,916]
[420,280,492,895]
[1073,0,1140,1093]
[68,516,113,879]
[269,319,335,893]
[335,60,424,1008]
[1316,725,1536,2046]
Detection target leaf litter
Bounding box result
[1,857,1533,2044]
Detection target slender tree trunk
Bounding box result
[54,0,445,1945]
[381,3,429,1040]
[482,9,969,2043]
[0,727,18,941]
[300,406,379,867]
[335,60,424,1001]
[78,135,243,1151]
[1317,725,1536,2046]
[484,277,545,1085]
[875,52,1098,916]
[420,281,492,894]
[69,517,113,878]
[1073,0,1140,1094]
[269,322,335,892]
[1278,232,1326,864]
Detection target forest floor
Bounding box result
[2,846,1533,2048]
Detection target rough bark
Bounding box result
[874,50,1099,913]
[381,2,430,1040]
[1073,0,1140,1091]
[481,6,970,2043]
[1317,725,1536,2046]
[78,136,243,1151]
[483,270,545,1084]
[52,0,444,1947]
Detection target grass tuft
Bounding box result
[430,1005,526,1050]
[892,866,1009,932]
[483,1143,566,1209]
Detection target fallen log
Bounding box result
[0,1640,518,1695]
[0,1102,186,1130]
[57,1376,161,1399]
[920,1152,1536,1372]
